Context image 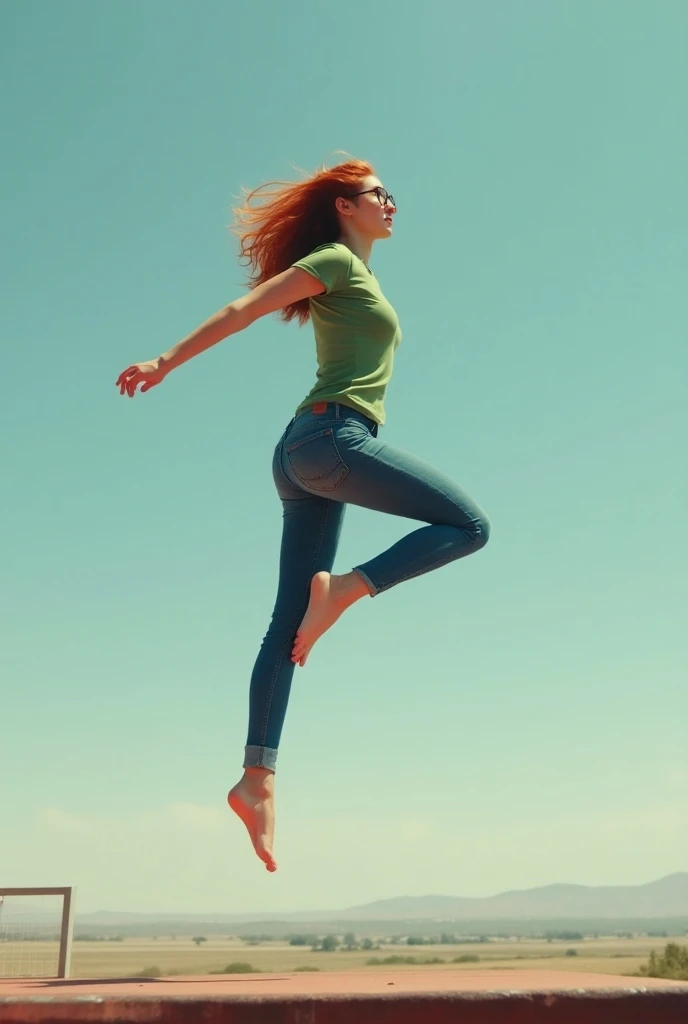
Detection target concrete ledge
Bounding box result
[1,970,687,1023]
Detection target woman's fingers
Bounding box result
[116,368,136,395]
[116,368,142,396]
[117,366,137,388]
[116,361,163,396]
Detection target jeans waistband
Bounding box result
[294,401,379,434]
[296,401,345,419]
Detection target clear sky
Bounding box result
[2,0,686,916]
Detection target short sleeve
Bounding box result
[292,243,352,295]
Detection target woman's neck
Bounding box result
[336,230,373,269]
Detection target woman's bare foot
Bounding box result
[227,768,277,872]
[291,570,371,667]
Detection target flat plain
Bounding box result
[3,934,682,979]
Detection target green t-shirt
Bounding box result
[292,242,402,426]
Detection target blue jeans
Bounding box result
[244,402,490,771]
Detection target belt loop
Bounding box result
[335,402,340,419]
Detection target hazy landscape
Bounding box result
[3,873,688,980]
[73,872,688,932]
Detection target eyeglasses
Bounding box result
[347,186,397,210]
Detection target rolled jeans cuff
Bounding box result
[352,566,378,596]
[243,744,278,772]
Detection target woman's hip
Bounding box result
[278,409,489,533]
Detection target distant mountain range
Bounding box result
[338,872,688,921]
[72,872,688,924]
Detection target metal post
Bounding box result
[57,887,75,978]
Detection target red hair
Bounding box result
[229,155,375,325]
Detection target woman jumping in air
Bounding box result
[116,157,490,873]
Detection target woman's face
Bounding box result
[339,175,396,239]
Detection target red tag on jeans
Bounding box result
[312,402,328,414]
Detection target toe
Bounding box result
[259,846,277,872]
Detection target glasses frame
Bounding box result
[347,186,396,210]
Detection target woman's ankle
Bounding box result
[242,766,275,793]
[335,570,373,601]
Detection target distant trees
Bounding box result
[211,962,260,974]
[289,934,319,947]
[192,936,207,947]
[290,934,346,952]
[290,933,344,950]
[404,933,482,945]
[367,955,450,966]
[637,943,688,981]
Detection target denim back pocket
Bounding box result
[285,427,349,492]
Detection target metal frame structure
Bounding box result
[0,887,75,978]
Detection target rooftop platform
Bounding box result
[1,969,688,1022]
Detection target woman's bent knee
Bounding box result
[443,513,490,559]
[474,514,491,549]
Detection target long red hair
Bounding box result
[229,156,375,325]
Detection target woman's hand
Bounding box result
[116,357,167,397]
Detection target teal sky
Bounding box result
[2,1,686,916]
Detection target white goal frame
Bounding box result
[0,887,76,979]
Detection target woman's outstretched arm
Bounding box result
[115,267,325,397]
